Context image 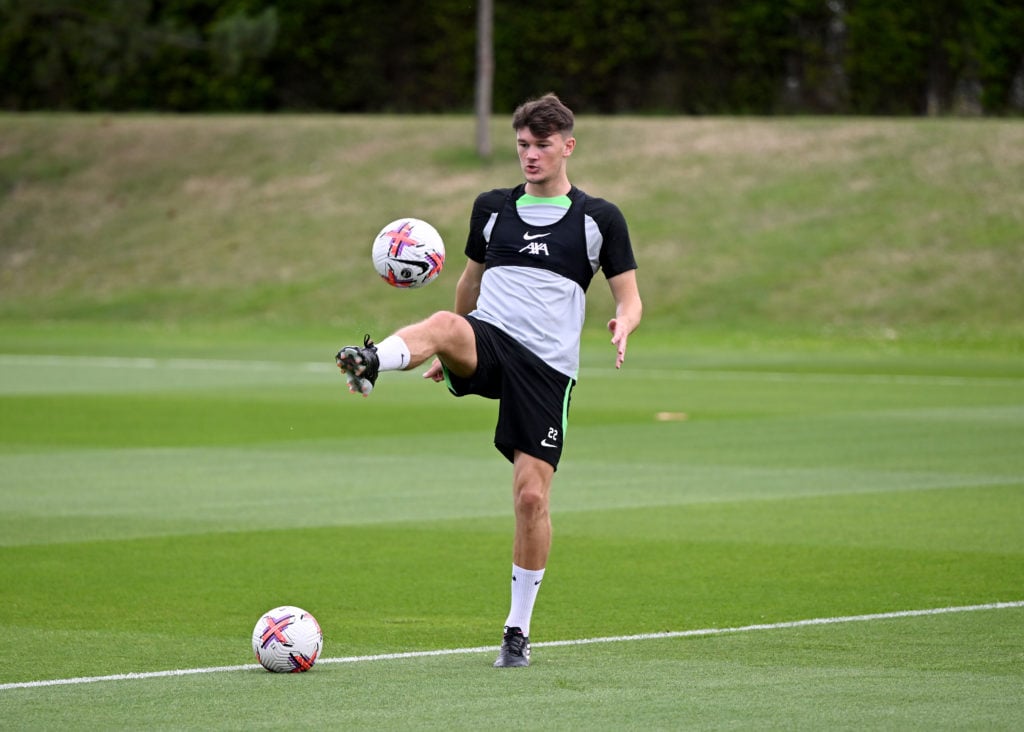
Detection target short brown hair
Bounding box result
[512,93,575,138]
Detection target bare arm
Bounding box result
[454,259,485,315]
[606,269,643,369]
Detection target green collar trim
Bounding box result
[517,193,571,209]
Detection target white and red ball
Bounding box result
[252,605,323,673]
[371,218,445,288]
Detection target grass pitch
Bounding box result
[1,325,1022,729]
[1,112,1021,726]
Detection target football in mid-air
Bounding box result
[252,605,323,673]
[371,217,445,288]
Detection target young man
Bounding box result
[336,93,642,667]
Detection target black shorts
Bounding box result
[443,316,576,469]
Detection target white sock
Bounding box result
[374,335,411,371]
[504,564,545,637]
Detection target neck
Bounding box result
[524,180,571,198]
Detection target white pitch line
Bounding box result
[2,354,1022,387]
[2,601,1021,693]
[532,600,1024,648]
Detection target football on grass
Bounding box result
[252,605,323,673]
[372,217,445,288]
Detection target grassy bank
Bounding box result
[1,114,1022,345]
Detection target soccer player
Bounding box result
[336,93,642,667]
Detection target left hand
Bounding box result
[607,318,629,369]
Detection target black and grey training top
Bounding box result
[464,184,637,378]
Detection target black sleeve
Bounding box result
[464,189,511,264]
[588,197,638,278]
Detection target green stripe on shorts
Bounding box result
[561,379,574,434]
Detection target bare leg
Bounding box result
[394,311,477,377]
[495,451,554,653]
[511,451,554,570]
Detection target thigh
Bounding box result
[512,449,555,496]
[443,316,504,399]
[410,311,477,377]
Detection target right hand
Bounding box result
[423,357,445,382]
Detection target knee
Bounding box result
[514,484,549,518]
[421,311,473,350]
[425,311,463,334]
[512,453,554,518]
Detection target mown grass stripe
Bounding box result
[2,354,1021,387]
[3,601,1020,693]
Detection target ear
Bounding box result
[562,136,576,157]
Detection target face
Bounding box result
[516,128,575,192]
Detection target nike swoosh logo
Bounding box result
[523,232,550,241]
[540,439,558,448]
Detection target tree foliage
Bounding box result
[1,0,1021,114]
